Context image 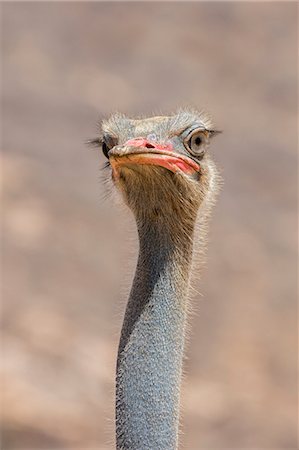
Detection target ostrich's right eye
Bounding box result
[102,141,109,159]
[102,134,118,159]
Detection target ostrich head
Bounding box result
[97,109,220,235]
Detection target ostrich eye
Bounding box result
[184,130,206,157]
[102,134,118,159]
[102,141,109,159]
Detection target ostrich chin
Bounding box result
[110,156,211,228]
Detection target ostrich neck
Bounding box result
[116,217,195,450]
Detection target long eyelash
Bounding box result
[209,130,223,137]
[86,138,102,147]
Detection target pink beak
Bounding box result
[110,138,200,175]
[125,138,174,152]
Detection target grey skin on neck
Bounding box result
[116,218,194,450]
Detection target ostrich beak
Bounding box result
[109,138,200,175]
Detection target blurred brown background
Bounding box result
[2,2,297,449]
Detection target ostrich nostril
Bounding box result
[145,143,155,149]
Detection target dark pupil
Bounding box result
[102,141,109,159]
[195,136,202,146]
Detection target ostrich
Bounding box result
[95,109,220,449]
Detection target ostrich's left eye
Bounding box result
[184,130,206,157]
